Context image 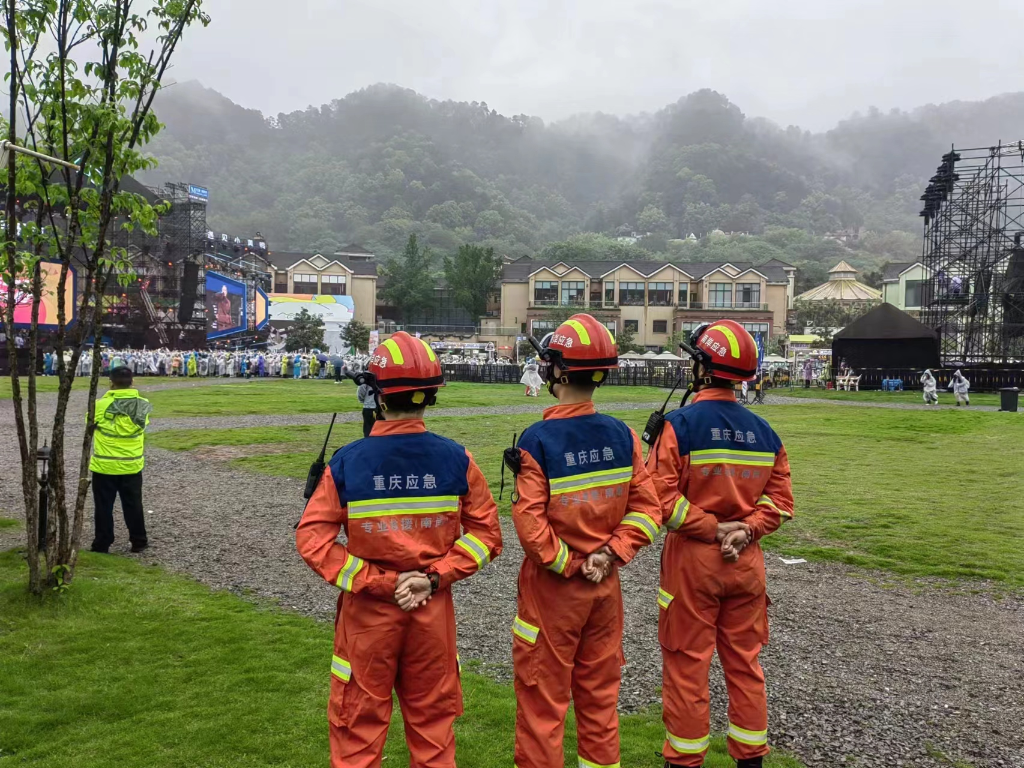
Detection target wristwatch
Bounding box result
[427,572,440,594]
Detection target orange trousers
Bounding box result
[659,536,770,767]
[513,558,624,768]
[328,588,463,768]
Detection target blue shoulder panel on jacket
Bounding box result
[666,400,782,457]
[518,414,633,481]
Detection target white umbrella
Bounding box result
[655,351,684,361]
[641,351,658,358]
[619,351,643,359]
[764,355,787,364]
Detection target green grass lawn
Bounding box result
[140,380,670,418]
[151,404,1024,587]
[0,551,802,768]
[775,387,1004,407]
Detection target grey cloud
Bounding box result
[171,0,1024,128]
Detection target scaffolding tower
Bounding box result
[161,182,208,335]
[920,142,1024,363]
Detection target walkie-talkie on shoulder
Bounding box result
[303,412,338,502]
[500,432,522,503]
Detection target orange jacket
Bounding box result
[297,419,502,600]
[513,402,663,578]
[648,389,793,542]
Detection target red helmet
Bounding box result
[687,320,758,381]
[539,313,618,379]
[367,331,445,395]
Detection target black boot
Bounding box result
[737,758,763,768]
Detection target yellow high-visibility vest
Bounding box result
[89,388,151,475]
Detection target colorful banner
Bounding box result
[0,261,78,329]
[206,271,248,340]
[255,287,270,331]
[268,293,355,324]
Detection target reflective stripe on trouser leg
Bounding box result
[661,647,713,767]
[394,588,462,768]
[514,559,581,768]
[717,589,770,762]
[572,572,624,768]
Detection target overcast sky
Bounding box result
[172,0,1024,130]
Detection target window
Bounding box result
[742,323,770,335]
[677,321,703,334]
[620,282,645,306]
[521,322,527,333]
[652,320,668,334]
[531,320,557,335]
[590,281,603,304]
[604,283,615,305]
[905,279,923,308]
[624,319,639,333]
[648,282,673,306]
[534,280,558,305]
[709,283,733,307]
[293,273,318,293]
[736,283,761,308]
[561,281,586,306]
[321,274,347,295]
[274,275,287,293]
[678,282,689,306]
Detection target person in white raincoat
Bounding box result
[519,360,543,397]
[920,369,939,405]
[949,369,970,406]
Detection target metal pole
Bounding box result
[0,140,80,170]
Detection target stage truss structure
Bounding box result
[920,141,1024,364]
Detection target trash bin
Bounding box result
[999,387,1020,412]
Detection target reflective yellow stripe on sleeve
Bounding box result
[758,494,792,519]
[690,449,775,467]
[547,538,570,574]
[335,553,366,592]
[454,533,491,570]
[666,497,690,530]
[622,511,658,542]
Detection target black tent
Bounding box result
[832,303,940,369]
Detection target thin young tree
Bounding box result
[1,0,210,593]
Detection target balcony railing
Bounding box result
[680,302,770,312]
[526,300,772,312]
[378,323,524,337]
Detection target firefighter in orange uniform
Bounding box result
[296,331,502,768]
[509,313,663,768]
[647,321,794,768]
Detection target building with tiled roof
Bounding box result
[264,247,378,327]
[796,261,882,305]
[495,257,797,350]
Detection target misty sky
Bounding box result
[174,0,1024,130]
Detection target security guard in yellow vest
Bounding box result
[90,366,152,553]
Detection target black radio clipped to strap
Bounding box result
[499,432,522,503]
[642,338,701,448]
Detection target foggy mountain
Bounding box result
[141,81,1024,285]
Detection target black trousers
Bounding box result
[91,471,147,551]
[362,409,376,438]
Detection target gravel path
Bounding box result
[2,396,1022,768]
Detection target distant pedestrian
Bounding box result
[802,359,812,389]
[89,367,152,554]
[949,369,970,406]
[357,377,377,437]
[921,369,939,405]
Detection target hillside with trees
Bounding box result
[143,82,1024,281]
